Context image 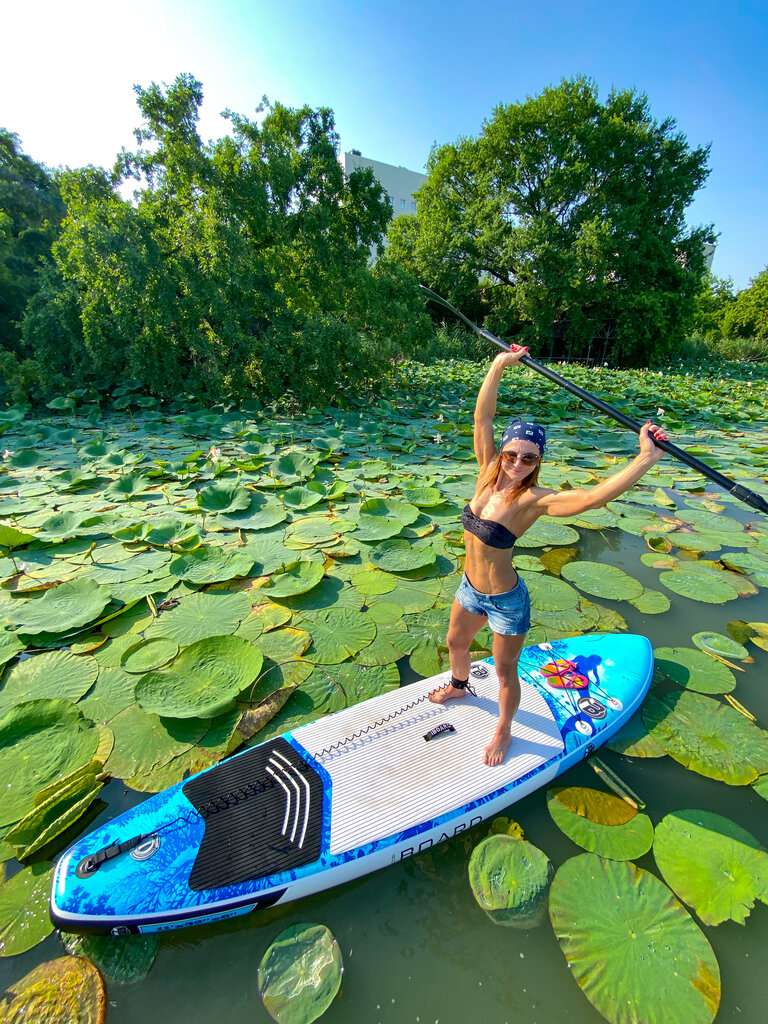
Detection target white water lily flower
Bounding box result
[2,449,11,460]
[433,434,443,444]
[657,407,665,417]
[207,445,222,462]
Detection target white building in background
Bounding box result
[340,150,426,257]
[702,241,715,272]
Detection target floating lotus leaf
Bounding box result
[369,538,435,573]
[196,480,252,514]
[348,567,397,596]
[516,520,580,547]
[211,493,287,531]
[640,551,678,569]
[120,637,179,673]
[258,922,343,1024]
[236,602,292,642]
[0,649,99,713]
[303,661,399,713]
[547,787,653,859]
[407,608,450,676]
[550,786,637,824]
[144,590,251,645]
[169,545,255,584]
[136,635,263,718]
[271,452,318,483]
[628,589,671,614]
[304,609,376,664]
[355,622,414,666]
[401,485,444,507]
[676,508,743,533]
[266,561,325,597]
[754,776,768,801]
[78,666,137,723]
[353,498,420,541]
[0,700,99,826]
[606,712,667,758]
[642,690,768,785]
[0,955,106,1021]
[659,568,741,604]
[243,534,299,576]
[257,627,313,664]
[62,932,159,984]
[520,571,580,612]
[468,834,552,927]
[6,578,111,636]
[105,472,151,500]
[653,809,768,926]
[282,485,324,510]
[7,448,41,469]
[366,601,403,625]
[560,561,644,601]
[0,524,36,548]
[720,551,768,585]
[667,531,723,553]
[4,761,103,860]
[0,632,23,670]
[0,861,54,956]
[105,704,204,779]
[549,854,720,1024]
[654,647,736,694]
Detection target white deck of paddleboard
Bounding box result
[293,662,564,855]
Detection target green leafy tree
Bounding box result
[722,267,768,342]
[16,74,430,405]
[691,272,736,338]
[0,130,64,353]
[388,78,713,364]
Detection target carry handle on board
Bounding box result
[420,285,768,517]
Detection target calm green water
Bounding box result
[2,525,767,1023]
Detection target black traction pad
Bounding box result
[183,738,324,891]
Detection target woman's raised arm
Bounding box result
[473,347,529,466]
[533,422,669,517]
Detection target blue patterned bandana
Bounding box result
[500,419,546,454]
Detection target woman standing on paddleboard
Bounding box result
[429,346,668,766]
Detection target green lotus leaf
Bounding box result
[243,534,300,576]
[606,712,667,758]
[8,448,42,469]
[266,560,325,597]
[0,954,106,1018]
[135,517,202,548]
[6,578,112,636]
[353,497,420,541]
[692,630,753,663]
[0,700,99,825]
[136,635,263,718]
[628,589,671,614]
[304,608,376,664]
[285,516,354,548]
[658,568,741,604]
[653,809,768,926]
[547,787,653,859]
[514,554,546,572]
[654,646,736,694]
[236,602,292,642]
[120,637,179,673]
[78,666,137,723]
[144,590,251,645]
[355,622,414,666]
[549,854,720,1024]
[169,545,255,585]
[720,551,768,585]
[210,493,287,532]
[401,485,444,507]
[666,531,723,553]
[196,480,252,514]
[516,520,580,547]
[642,690,768,785]
[105,704,206,779]
[0,524,36,548]
[468,834,552,927]
[520,571,580,611]
[676,508,743,533]
[105,472,151,500]
[271,452,318,483]
[258,922,343,1024]
[282,485,324,510]
[370,538,436,573]
[0,650,98,713]
[0,861,54,956]
[549,786,638,824]
[257,627,312,664]
[62,932,159,985]
[302,661,399,713]
[0,631,23,670]
[348,567,397,596]
[560,561,644,601]
[754,776,768,801]
[406,607,450,676]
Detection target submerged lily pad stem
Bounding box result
[588,755,645,810]
[724,693,757,722]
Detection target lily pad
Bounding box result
[642,690,768,785]
[266,561,325,598]
[659,568,740,604]
[653,809,768,926]
[6,578,112,636]
[606,712,667,758]
[120,637,179,673]
[136,635,263,718]
[370,538,436,573]
[0,650,99,714]
[691,631,750,661]
[549,854,720,1024]
[560,561,644,601]
[628,589,671,614]
[547,786,653,860]
[62,932,159,984]
[0,861,54,956]
[169,546,255,584]
[145,590,251,645]
[304,609,376,664]
[468,834,552,927]
[196,480,252,514]
[654,647,736,694]
[258,922,343,1024]
[0,955,105,1020]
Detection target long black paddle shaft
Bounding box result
[420,285,768,516]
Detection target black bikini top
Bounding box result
[462,503,517,549]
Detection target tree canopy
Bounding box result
[387,77,714,364]
[8,74,429,406]
[722,267,768,342]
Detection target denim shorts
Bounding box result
[455,571,531,636]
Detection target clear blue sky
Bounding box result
[2,0,765,289]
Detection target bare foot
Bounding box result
[428,684,468,705]
[484,728,512,766]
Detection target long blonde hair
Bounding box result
[474,454,541,503]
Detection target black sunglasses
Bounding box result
[500,451,540,466]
